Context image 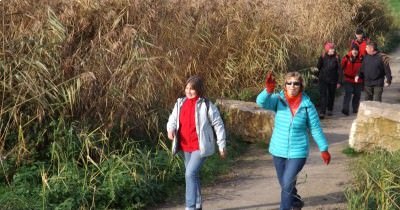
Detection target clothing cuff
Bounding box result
[319,146,329,152]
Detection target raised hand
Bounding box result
[265,71,276,93]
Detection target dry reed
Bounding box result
[0,0,394,159]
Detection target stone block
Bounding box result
[215,99,275,143]
[349,101,400,152]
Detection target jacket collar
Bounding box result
[278,90,312,108]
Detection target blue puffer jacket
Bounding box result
[256,89,328,158]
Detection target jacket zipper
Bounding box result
[287,102,303,159]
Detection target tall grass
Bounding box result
[0,0,396,208]
[0,118,183,209]
[1,0,394,147]
[345,150,400,210]
[388,0,400,25]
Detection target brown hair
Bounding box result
[185,75,205,97]
[284,71,304,92]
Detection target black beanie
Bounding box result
[351,43,359,51]
[355,28,364,35]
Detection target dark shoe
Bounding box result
[327,110,333,116]
[342,109,349,116]
[319,113,325,119]
[353,110,358,114]
[292,197,304,209]
[196,208,202,210]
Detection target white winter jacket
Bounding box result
[167,97,226,157]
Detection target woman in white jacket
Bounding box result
[167,75,227,210]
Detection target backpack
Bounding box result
[204,98,218,139]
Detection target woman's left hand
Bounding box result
[167,131,175,141]
[219,149,227,159]
[321,151,331,165]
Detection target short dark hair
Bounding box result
[185,75,204,97]
[355,27,364,35]
[367,41,378,51]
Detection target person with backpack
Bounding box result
[350,28,369,58]
[355,41,392,102]
[316,42,343,119]
[256,71,331,210]
[341,44,363,115]
[166,75,226,210]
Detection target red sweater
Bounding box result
[178,97,200,152]
[341,52,363,84]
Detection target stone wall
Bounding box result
[349,101,400,152]
[215,99,274,143]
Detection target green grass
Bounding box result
[345,150,400,210]
[379,0,400,52]
[388,0,400,18]
[342,147,361,157]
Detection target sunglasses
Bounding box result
[285,81,301,87]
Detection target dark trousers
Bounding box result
[319,81,336,114]
[342,82,363,113]
[364,86,383,102]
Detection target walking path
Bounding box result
[159,46,400,210]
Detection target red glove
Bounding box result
[321,151,331,165]
[265,71,276,93]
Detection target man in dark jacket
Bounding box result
[355,41,392,102]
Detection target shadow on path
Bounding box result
[219,191,345,210]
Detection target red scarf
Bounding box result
[285,92,302,116]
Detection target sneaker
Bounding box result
[327,110,333,116]
[292,197,304,209]
[342,109,349,116]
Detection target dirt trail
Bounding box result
[158,46,400,210]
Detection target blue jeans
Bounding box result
[273,156,307,210]
[184,150,206,210]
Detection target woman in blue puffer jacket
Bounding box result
[256,71,331,210]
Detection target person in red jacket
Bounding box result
[341,44,363,115]
[350,28,369,58]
